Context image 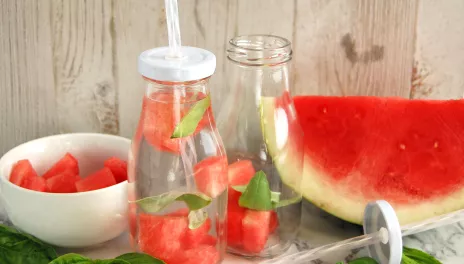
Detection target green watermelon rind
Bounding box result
[259,96,464,226]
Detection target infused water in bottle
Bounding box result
[216,35,304,258]
[128,46,227,264]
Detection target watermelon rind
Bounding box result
[259,96,464,225]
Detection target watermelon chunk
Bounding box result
[242,210,271,254]
[138,213,186,262]
[261,95,464,225]
[42,153,79,180]
[21,175,46,192]
[170,245,220,264]
[193,156,228,198]
[226,210,244,247]
[46,170,81,193]
[9,160,38,186]
[228,160,255,185]
[75,167,116,192]
[142,91,210,154]
[104,157,127,183]
[269,211,279,234]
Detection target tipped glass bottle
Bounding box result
[217,35,304,258]
[128,46,227,263]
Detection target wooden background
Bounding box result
[1,0,464,155]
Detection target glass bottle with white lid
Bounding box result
[128,46,227,264]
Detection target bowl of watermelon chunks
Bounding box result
[0,133,130,248]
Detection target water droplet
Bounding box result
[434,141,439,148]
[322,107,327,114]
[399,143,406,150]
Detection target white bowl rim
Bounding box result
[0,132,131,197]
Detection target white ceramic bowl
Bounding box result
[0,133,130,248]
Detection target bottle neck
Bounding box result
[143,76,211,100]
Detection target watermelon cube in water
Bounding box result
[194,156,228,198]
[171,245,220,264]
[227,160,255,185]
[138,213,186,262]
[46,170,81,193]
[9,160,38,186]
[75,167,116,192]
[42,153,79,180]
[242,210,271,254]
[104,157,127,183]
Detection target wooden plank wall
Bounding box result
[1,0,464,155]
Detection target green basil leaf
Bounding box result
[348,257,379,264]
[402,246,442,264]
[171,95,211,138]
[273,196,302,208]
[134,192,211,213]
[48,253,94,263]
[0,224,58,264]
[116,253,165,264]
[401,255,419,264]
[232,185,281,204]
[336,262,345,264]
[238,171,273,211]
[188,209,208,229]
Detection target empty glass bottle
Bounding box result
[217,35,304,258]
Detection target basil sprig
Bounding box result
[231,170,302,211]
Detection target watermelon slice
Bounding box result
[193,156,228,198]
[21,174,46,192]
[9,160,38,186]
[242,210,271,254]
[46,170,81,193]
[42,153,79,180]
[104,157,128,183]
[227,160,255,185]
[261,95,464,225]
[75,167,117,192]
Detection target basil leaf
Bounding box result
[402,247,442,264]
[232,185,281,204]
[48,253,95,263]
[116,253,165,264]
[116,253,166,264]
[401,255,419,264]
[348,257,379,264]
[188,209,208,229]
[273,196,302,208]
[171,95,211,138]
[134,192,211,213]
[238,171,273,211]
[0,224,57,264]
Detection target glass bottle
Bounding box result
[217,35,304,258]
[128,46,227,263]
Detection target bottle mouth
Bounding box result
[227,35,292,66]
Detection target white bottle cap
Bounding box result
[363,200,403,264]
[138,46,216,82]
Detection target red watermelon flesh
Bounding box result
[138,213,186,262]
[9,160,38,186]
[104,157,127,183]
[275,95,464,224]
[242,210,271,254]
[269,211,279,234]
[46,170,81,193]
[142,91,210,155]
[42,153,79,180]
[75,167,116,192]
[228,160,255,185]
[194,156,228,198]
[21,174,46,192]
[226,210,244,247]
[166,208,214,248]
[170,245,220,264]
